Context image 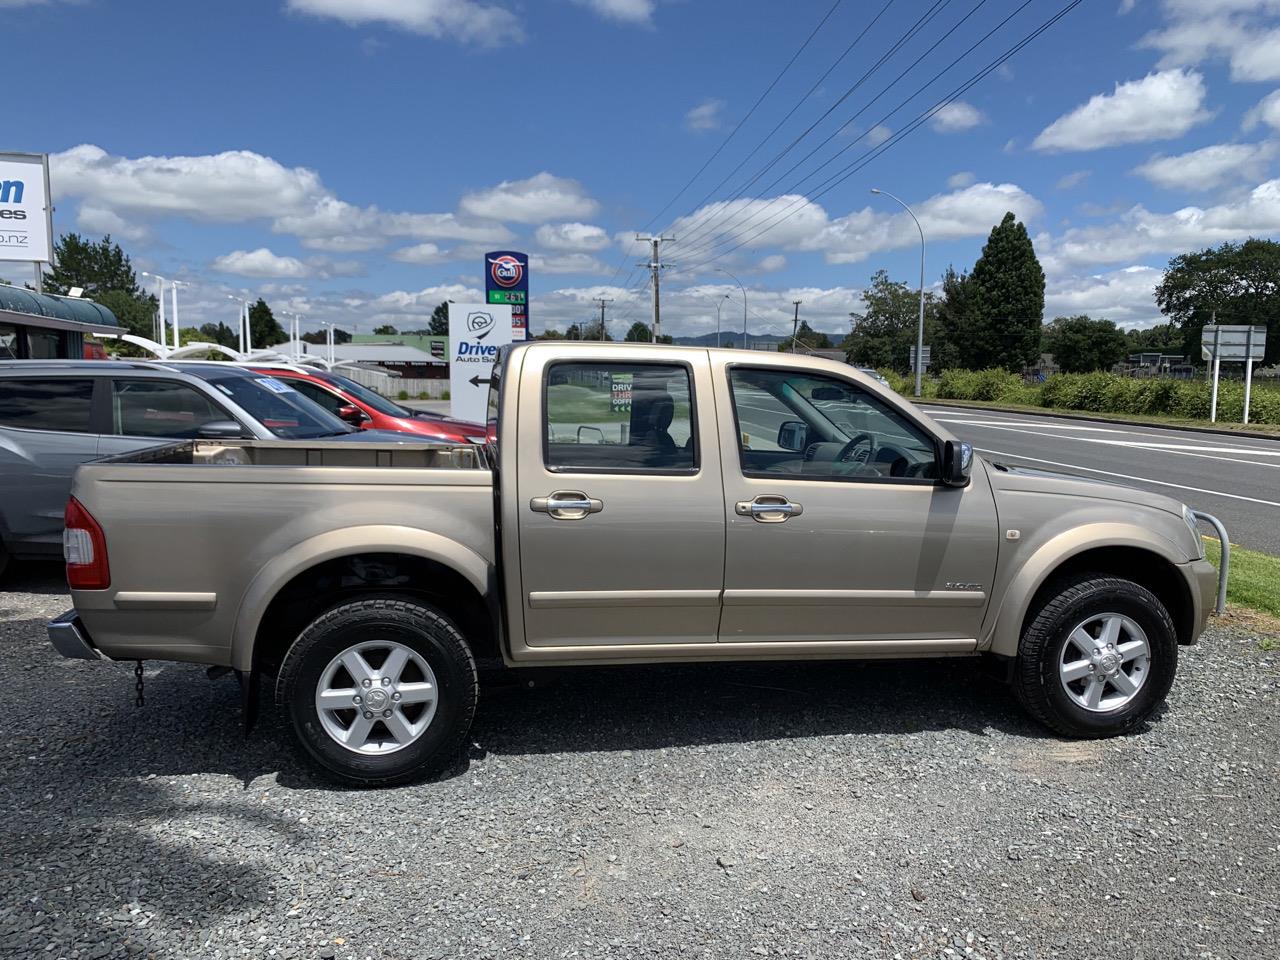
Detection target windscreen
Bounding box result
[205,374,354,439]
[325,372,411,418]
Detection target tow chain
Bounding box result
[134,660,145,708]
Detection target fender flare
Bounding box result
[984,522,1190,658]
[231,524,490,671]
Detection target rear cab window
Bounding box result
[543,361,697,473]
[0,378,95,433]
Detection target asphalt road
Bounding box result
[923,405,1280,555]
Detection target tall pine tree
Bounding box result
[966,212,1045,369]
[42,233,157,342]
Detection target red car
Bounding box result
[247,365,487,443]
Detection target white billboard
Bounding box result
[448,302,512,423]
[0,153,53,264]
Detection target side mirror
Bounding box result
[777,420,809,452]
[336,404,367,426]
[196,419,247,440]
[941,439,973,487]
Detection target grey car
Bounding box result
[0,360,409,576]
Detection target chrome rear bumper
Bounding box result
[48,609,108,661]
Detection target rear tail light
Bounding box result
[64,497,110,590]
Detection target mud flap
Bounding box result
[236,669,260,736]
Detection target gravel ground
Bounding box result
[2,562,1277,960]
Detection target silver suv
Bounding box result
[0,360,405,577]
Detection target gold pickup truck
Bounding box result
[49,342,1219,786]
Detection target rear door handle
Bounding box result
[735,495,803,523]
[530,490,604,520]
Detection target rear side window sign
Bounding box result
[0,378,95,433]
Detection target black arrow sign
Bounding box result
[468,375,494,388]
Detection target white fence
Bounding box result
[336,365,449,399]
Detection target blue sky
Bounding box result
[7,0,1280,340]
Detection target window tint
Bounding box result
[289,379,345,415]
[729,368,938,481]
[112,379,229,439]
[544,361,696,473]
[0,378,94,432]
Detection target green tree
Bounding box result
[1124,322,1182,353]
[965,212,1045,369]
[428,301,449,336]
[933,265,973,370]
[783,320,833,350]
[373,324,398,336]
[198,321,239,348]
[624,321,653,342]
[1154,238,1280,365]
[247,298,286,347]
[1043,315,1128,373]
[41,234,158,344]
[302,328,351,345]
[842,270,939,371]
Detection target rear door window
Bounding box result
[111,379,231,439]
[288,379,346,415]
[0,378,95,433]
[543,361,697,473]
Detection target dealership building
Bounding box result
[0,286,121,360]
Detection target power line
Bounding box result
[673,0,949,252]
[675,0,993,263]
[671,0,1081,276]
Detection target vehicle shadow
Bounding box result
[0,558,69,595]
[33,631,1044,792]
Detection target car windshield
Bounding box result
[203,374,354,439]
[325,372,411,417]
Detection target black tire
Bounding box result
[1014,576,1178,738]
[277,596,478,787]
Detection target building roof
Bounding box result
[278,340,444,365]
[0,285,121,332]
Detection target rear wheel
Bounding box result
[1014,576,1177,738]
[277,596,478,786]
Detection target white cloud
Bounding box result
[930,101,985,133]
[274,197,513,251]
[1243,90,1280,131]
[460,172,599,224]
[1043,177,1280,269]
[75,204,150,243]
[684,99,724,132]
[1055,170,1091,190]
[51,144,326,222]
[1134,141,1276,190]
[284,0,523,46]
[212,248,312,279]
[528,252,611,275]
[1044,266,1164,326]
[535,221,611,251]
[389,242,452,264]
[1141,1,1280,81]
[570,0,655,23]
[1032,69,1211,152]
[867,124,893,146]
[947,171,976,189]
[757,254,787,273]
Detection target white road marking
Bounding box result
[975,448,1280,509]
[937,419,1280,466]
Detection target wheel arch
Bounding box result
[232,526,493,673]
[987,525,1197,658]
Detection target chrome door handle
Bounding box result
[735,495,803,523]
[530,490,604,520]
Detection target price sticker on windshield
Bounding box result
[256,377,296,394]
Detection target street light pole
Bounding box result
[141,272,169,354]
[870,188,926,398]
[170,280,188,351]
[717,268,747,348]
[228,295,253,356]
[714,293,730,347]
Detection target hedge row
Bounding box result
[928,368,1280,425]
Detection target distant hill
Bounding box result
[671,331,845,349]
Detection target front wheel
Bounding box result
[277,597,478,786]
[1014,576,1178,738]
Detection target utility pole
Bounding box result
[636,234,674,342]
[791,300,802,351]
[593,297,613,341]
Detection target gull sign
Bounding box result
[449,302,512,423]
[0,153,53,265]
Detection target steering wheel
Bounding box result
[836,432,875,465]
